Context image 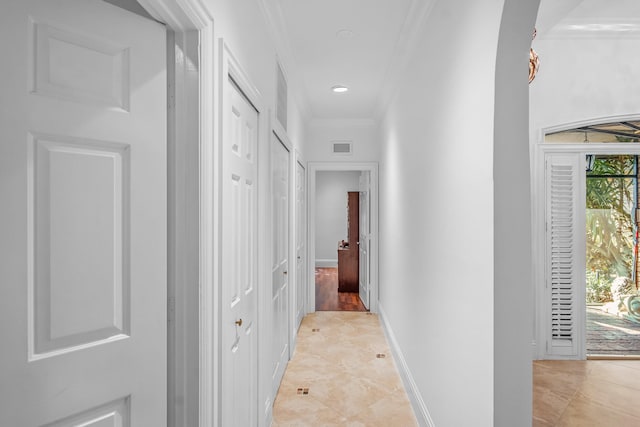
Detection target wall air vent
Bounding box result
[332,141,352,155]
[276,61,288,130]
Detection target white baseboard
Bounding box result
[315,259,337,268]
[378,303,435,427]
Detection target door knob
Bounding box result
[235,319,243,327]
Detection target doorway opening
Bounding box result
[585,154,640,357]
[542,121,640,358]
[314,172,367,311]
[307,162,379,315]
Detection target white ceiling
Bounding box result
[262,0,640,121]
[263,0,432,121]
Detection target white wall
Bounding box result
[305,119,379,162]
[378,0,538,425]
[315,171,360,266]
[530,37,640,136]
[494,1,539,425]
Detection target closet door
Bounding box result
[544,153,585,359]
[0,1,167,424]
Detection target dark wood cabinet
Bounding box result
[338,192,359,292]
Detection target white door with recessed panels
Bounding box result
[0,0,167,425]
[271,132,290,396]
[220,74,260,427]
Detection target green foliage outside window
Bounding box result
[586,155,635,303]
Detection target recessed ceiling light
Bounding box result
[332,85,349,93]
[336,29,354,40]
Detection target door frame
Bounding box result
[307,162,379,313]
[534,115,640,360]
[293,153,307,339]
[136,0,218,425]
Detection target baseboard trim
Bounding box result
[378,303,435,427]
[315,259,338,268]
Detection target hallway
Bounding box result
[4,0,627,425]
[273,312,417,426]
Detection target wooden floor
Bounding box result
[315,267,367,312]
[534,360,640,426]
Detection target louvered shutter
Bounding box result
[545,154,584,358]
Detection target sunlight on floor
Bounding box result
[593,321,640,335]
[534,360,640,426]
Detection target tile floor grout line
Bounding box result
[273,312,419,426]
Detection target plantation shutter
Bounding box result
[545,153,584,358]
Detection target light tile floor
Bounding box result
[534,360,640,426]
[272,311,418,426]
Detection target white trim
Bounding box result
[199,21,217,427]
[165,28,200,427]
[307,162,379,313]
[272,117,292,151]
[378,304,435,427]
[315,259,338,268]
[293,152,307,338]
[136,1,216,426]
[139,0,211,30]
[540,113,640,139]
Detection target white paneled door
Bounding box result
[295,160,306,330]
[0,0,167,425]
[271,132,290,397]
[221,77,259,426]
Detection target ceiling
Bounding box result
[536,0,640,39]
[262,0,640,122]
[262,0,432,121]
